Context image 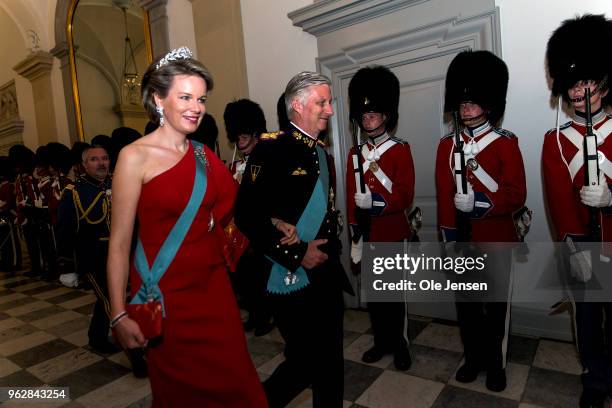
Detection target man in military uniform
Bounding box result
[543,15,612,408]
[224,98,274,336]
[435,50,526,392]
[57,145,115,352]
[56,145,147,376]
[235,72,352,407]
[346,65,414,370]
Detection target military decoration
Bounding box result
[250,165,261,182]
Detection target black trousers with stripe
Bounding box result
[455,248,511,371]
[80,243,111,345]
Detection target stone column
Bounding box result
[50,42,79,144]
[13,51,58,146]
[137,0,170,58]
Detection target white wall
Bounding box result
[167,0,198,58]
[495,0,612,241]
[240,0,318,131]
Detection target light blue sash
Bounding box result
[131,141,207,315]
[267,146,329,294]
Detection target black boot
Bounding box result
[486,368,507,392]
[393,347,412,371]
[455,362,482,383]
[362,346,387,364]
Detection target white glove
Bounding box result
[454,183,474,213]
[354,186,373,210]
[570,250,592,283]
[580,172,612,208]
[351,237,363,264]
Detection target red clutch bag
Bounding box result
[125,300,163,340]
[222,219,249,272]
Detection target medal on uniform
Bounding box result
[284,271,299,286]
[466,158,479,171]
[369,161,379,172]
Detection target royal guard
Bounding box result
[0,156,19,272]
[225,99,266,183]
[543,14,612,408]
[46,142,74,226]
[223,98,273,336]
[435,50,526,392]
[10,144,42,277]
[346,65,415,370]
[33,146,56,280]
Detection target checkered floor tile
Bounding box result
[0,270,591,407]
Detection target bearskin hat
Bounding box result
[223,99,267,144]
[111,127,141,151]
[71,142,90,166]
[546,14,612,106]
[8,144,35,173]
[46,142,73,175]
[444,50,509,126]
[348,65,400,132]
[0,156,15,181]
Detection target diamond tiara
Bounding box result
[155,47,194,70]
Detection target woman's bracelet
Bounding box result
[271,218,280,228]
[110,311,128,328]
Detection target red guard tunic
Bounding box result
[346,135,415,242]
[15,173,38,225]
[48,175,74,226]
[435,121,526,242]
[542,110,612,251]
[0,181,16,215]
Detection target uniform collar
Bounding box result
[573,108,606,127]
[367,132,390,147]
[82,174,110,189]
[463,121,492,139]
[288,123,320,149]
[290,122,317,141]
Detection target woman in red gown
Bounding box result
[107,47,267,407]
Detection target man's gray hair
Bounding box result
[284,71,331,120]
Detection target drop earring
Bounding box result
[156,106,165,127]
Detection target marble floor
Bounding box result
[0,269,591,407]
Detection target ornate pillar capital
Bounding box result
[13,51,55,82]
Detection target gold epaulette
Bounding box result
[260,131,283,141]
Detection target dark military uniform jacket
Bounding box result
[56,175,111,275]
[235,123,351,293]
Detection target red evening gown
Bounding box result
[130,142,267,407]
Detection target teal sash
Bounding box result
[131,141,207,315]
[267,145,329,294]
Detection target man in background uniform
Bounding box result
[56,144,147,376]
[346,65,415,370]
[57,145,115,352]
[436,50,526,392]
[224,98,274,336]
[543,14,612,407]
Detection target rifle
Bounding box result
[350,119,371,244]
[453,111,471,242]
[583,87,602,244]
